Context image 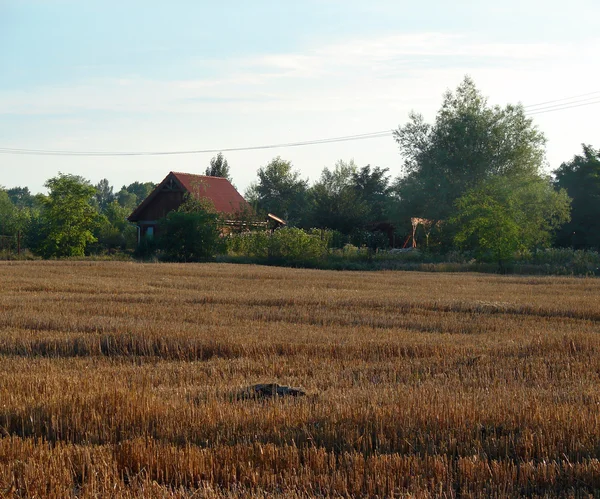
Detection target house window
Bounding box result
[146,226,154,239]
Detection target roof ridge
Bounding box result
[171,171,228,180]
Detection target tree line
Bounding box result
[0,179,155,257]
[0,77,598,262]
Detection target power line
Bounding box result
[0,90,598,157]
[523,90,600,110]
[0,130,393,157]
[525,98,600,115]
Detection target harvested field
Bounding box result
[0,261,599,497]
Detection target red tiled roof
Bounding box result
[171,172,248,214]
[128,171,249,222]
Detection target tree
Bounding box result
[157,195,224,262]
[38,173,99,258]
[205,152,232,182]
[451,175,571,267]
[310,160,369,233]
[553,145,600,250]
[351,164,390,222]
[95,201,137,251]
[6,187,36,208]
[116,188,139,211]
[246,157,309,225]
[0,191,17,236]
[123,182,155,204]
[393,76,546,223]
[0,189,33,251]
[95,179,115,212]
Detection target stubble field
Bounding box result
[0,261,599,497]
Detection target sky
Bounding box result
[1,0,599,195]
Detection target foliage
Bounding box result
[6,186,36,208]
[116,188,139,211]
[95,201,138,251]
[0,190,18,236]
[176,193,217,214]
[228,227,328,262]
[269,227,329,261]
[306,228,345,249]
[245,157,309,225]
[157,199,224,262]
[36,174,99,258]
[514,248,600,275]
[94,178,115,212]
[451,175,571,265]
[351,164,390,222]
[0,189,32,241]
[349,229,390,250]
[553,144,600,250]
[452,186,521,264]
[307,161,391,235]
[122,181,155,206]
[309,160,368,233]
[205,152,232,182]
[392,76,546,223]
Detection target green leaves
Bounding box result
[451,175,571,265]
[393,76,546,222]
[553,145,600,250]
[205,152,232,182]
[245,157,309,225]
[38,174,99,258]
[157,204,224,262]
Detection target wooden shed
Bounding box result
[128,172,250,243]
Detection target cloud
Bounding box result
[0,31,598,119]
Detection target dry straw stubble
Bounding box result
[0,261,599,497]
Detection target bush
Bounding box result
[515,248,600,275]
[269,227,328,261]
[157,210,224,262]
[227,228,328,262]
[227,230,271,258]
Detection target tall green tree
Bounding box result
[123,181,155,205]
[37,173,99,258]
[392,76,546,223]
[205,152,232,182]
[246,156,309,225]
[6,187,36,209]
[553,145,600,250]
[0,189,32,244]
[95,201,138,251]
[94,178,115,212]
[0,191,19,238]
[351,164,390,222]
[451,175,571,266]
[310,160,369,233]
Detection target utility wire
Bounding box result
[525,98,600,115]
[523,90,600,109]
[0,131,393,157]
[0,90,598,157]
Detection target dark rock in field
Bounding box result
[238,383,306,400]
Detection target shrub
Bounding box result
[269,227,328,261]
[227,228,328,262]
[157,209,224,262]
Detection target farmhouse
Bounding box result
[128,171,251,243]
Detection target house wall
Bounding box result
[135,190,186,222]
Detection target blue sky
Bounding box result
[1,0,599,194]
